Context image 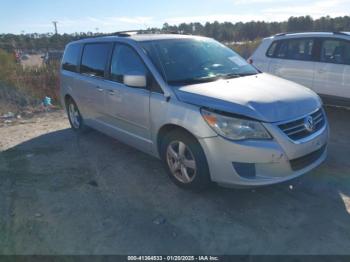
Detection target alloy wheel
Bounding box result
[166,141,197,183]
[68,102,81,129]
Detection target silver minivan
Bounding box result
[60,33,329,190]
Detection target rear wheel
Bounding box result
[160,129,211,191]
[66,98,86,132]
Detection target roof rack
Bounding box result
[112,29,186,37]
[274,32,286,37]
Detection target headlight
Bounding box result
[201,108,271,140]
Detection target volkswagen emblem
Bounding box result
[304,116,315,132]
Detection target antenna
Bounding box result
[52,21,58,35]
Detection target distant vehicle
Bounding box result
[250,32,350,107]
[60,33,328,190]
[44,51,63,64]
[21,54,29,60]
[14,51,21,63]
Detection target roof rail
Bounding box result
[273,31,350,38]
[111,29,188,37]
[112,30,140,37]
[274,33,287,37]
[333,31,349,36]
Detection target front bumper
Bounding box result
[199,119,329,187]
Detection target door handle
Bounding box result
[318,69,326,74]
[108,89,119,95]
[95,86,103,92]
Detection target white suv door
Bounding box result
[313,38,350,100]
[267,38,316,89]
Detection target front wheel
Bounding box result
[160,130,211,191]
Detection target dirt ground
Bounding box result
[0,107,349,255]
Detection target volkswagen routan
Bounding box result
[60,33,329,190]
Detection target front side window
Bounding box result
[62,44,81,72]
[110,44,147,83]
[274,38,314,61]
[142,38,259,86]
[321,39,350,65]
[81,43,111,77]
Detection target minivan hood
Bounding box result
[174,73,321,122]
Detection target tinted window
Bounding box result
[266,42,278,57]
[275,39,314,61]
[321,39,350,65]
[62,44,81,72]
[110,44,147,83]
[81,43,111,77]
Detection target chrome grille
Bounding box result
[278,108,325,141]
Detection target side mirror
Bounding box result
[123,74,147,88]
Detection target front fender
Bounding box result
[150,93,217,156]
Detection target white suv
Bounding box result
[250,32,350,107]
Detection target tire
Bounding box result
[160,129,211,191]
[65,98,88,132]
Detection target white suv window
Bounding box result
[275,39,314,61]
[321,39,350,65]
[267,38,315,61]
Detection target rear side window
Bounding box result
[62,44,81,72]
[110,44,147,83]
[81,43,111,77]
[266,42,278,57]
[321,39,350,65]
[269,38,314,61]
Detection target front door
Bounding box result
[268,38,316,89]
[102,43,151,152]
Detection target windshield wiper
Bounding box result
[217,73,241,79]
[168,75,220,85]
[168,72,257,86]
[238,72,260,76]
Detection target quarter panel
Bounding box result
[250,38,273,72]
[314,62,350,99]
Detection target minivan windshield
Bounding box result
[142,38,259,85]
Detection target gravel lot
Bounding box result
[0,107,349,255]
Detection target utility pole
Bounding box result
[52,21,58,35]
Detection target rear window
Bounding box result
[266,42,278,57]
[80,43,112,77]
[62,44,81,72]
[321,39,350,65]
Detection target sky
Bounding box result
[1,0,350,34]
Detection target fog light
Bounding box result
[232,162,256,178]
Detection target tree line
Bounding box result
[1,15,350,52]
